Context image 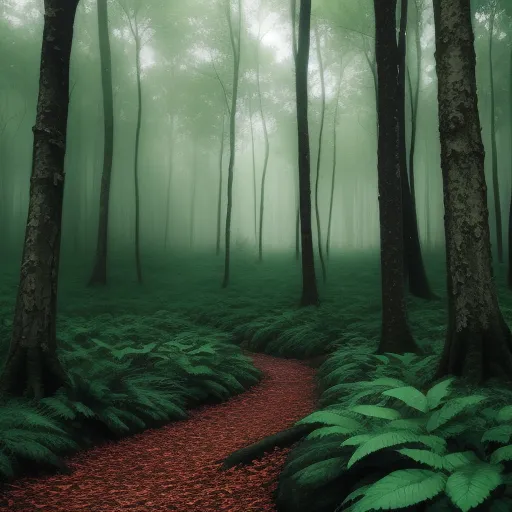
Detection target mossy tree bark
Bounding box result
[433,0,512,384]
[374,0,419,355]
[89,0,114,286]
[0,0,80,399]
[295,0,319,306]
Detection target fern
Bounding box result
[296,411,362,431]
[292,457,347,488]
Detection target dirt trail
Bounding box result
[2,353,316,512]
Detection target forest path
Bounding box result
[3,353,316,512]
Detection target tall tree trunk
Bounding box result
[222,0,241,288]
[0,0,80,399]
[373,0,419,355]
[313,23,327,282]
[189,144,198,249]
[89,0,114,285]
[326,61,343,260]
[433,0,512,384]
[407,0,422,208]
[216,114,225,256]
[508,46,512,288]
[295,0,319,305]
[397,0,435,300]
[489,6,503,264]
[133,28,143,284]
[291,0,300,262]
[256,38,270,262]
[164,114,175,250]
[248,96,257,245]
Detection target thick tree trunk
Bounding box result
[216,114,225,256]
[256,40,270,262]
[0,0,80,399]
[295,0,319,306]
[295,204,300,260]
[89,0,114,286]
[489,8,503,264]
[374,0,419,355]
[248,96,257,245]
[326,62,343,260]
[313,23,327,282]
[133,32,143,284]
[433,0,512,384]
[164,114,175,250]
[291,0,300,263]
[222,0,241,288]
[397,0,435,300]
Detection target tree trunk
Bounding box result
[489,7,503,264]
[0,0,80,399]
[256,40,270,262]
[374,0,419,355]
[164,114,175,250]
[291,0,300,263]
[295,204,300,260]
[216,114,225,256]
[397,0,435,300]
[508,46,512,288]
[133,30,143,284]
[89,0,114,286]
[326,61,343,260]
[248,96,257,245]
[222,0,241,288]
[295,0,319,306]
[313,23,327,282]
[408,0,422,209]
[433,0,512,384]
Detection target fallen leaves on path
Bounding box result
[1,353,316,512]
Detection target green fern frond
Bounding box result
[445,463,503,512]
[292,457,346,488]
[351,405,401,420]
[490,445,512,465]
[426,395,486,432]
[306,426,359,440]
[382,386,428,412]
[496,406,512,423]
[426,378,456,410]
[482,425,512,444]
[350,469,447,512]
[296,411,362,431]
[443,451,482,471]
[396,448,445,469]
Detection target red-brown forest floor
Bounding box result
[1,353,316,512]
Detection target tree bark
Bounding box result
[326,61,343,260]
[222,0,242,288]
[295,0,319,306]
[313,23,327,282]
[433,0,512,384]
[374,0,419,355]
[488,6,503,264]
[0,0,80,399]
[216,114,225,256]
[89,0,115,286]
[291,0,300,262]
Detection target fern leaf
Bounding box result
[347,431,426,469]
[306,426,358,440]
[496,406,512,423]
[490,445,512,465]
[482,425,512,444]
[340,484,372,506]
[386,418,425,432]
[426,378,455,410]
[40,397,76,420]
[100,408,130,432]
[417,435,447,454]
[292,457,346,488]
[351,405,401,420]
[351,469,447,512]
[382,386,428,413]
[354,377,407,389]
[426,395,486,432]
[445,463,503,512]
[372,355,389,364]
[341,434,372,447]
[71,401,96,418]
[397,448,446,469]
[296,411,362,430]
[443,451,482,471]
